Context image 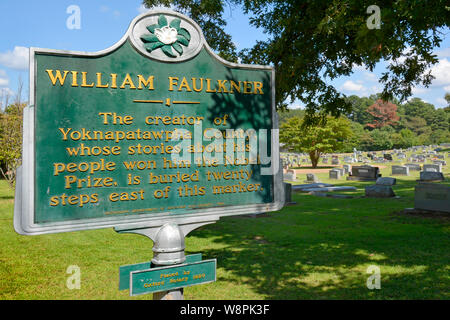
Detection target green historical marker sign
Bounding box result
[14,9,283,236]
[130,259,216,296]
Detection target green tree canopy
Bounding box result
[279,115,352,167]
[143,0,450,124]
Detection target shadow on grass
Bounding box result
[188,189,449,299]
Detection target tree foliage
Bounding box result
[279,115,352,167]
[0,103,24,188]
[365,99,399,129]
[143,0,450,124]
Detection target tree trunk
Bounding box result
[309,150,321,168]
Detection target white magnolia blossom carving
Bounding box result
[154,26,178,45]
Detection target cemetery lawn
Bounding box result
[0,163,449,300]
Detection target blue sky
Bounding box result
[0,1,449,109]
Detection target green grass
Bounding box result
[0,159,449,300]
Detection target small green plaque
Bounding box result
[119,253,202,290]
[130,259,216,296]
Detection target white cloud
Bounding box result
[341,80,363,92]
[0,78,8,87]
[0,46,29,70]
[411,86,427,95]
[435,97,447,107]
[0,69,9,87]
[430,58,450,86]
[434,47,450,58]
[444,85,450,92]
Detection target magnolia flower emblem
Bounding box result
[140,15,191,58]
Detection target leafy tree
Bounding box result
[143,0,450,123]
[279,115,352,167]
[369,128,393,151]
[277,108,305,125]
[0,103,24,188]
[365,99,399,129]
[343,95,374,126]
[428,129,450,144]
[392,128,417,149]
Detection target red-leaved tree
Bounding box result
[365,99,400,129]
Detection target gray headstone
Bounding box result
[284,169,296,181]
[376,177,397,186]
[433,160,446,166]
[284,182,294,204]
[419,171,445,182]
[292,183,334,191]
[342,164,351,174]
[365,185,396,198]
[329,169,341,179]
[391,165,409,176]
[347,165,380,180]
[303,186,357,192]
[423,164,442,172]
[404,163,421,171]
[305,173,319,183]
[414,183,450,213]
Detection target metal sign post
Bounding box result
[115,219,218,299]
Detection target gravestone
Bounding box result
[347,166,380,181]
[391,165,409,176]
[419,171,445,182]
[284,183,296,205]
[329,169,341,179]
[292,183,334,192]
[376,177,396,186]
[365,185,396,198]
[414,183,450,213]
[342,164,351,174]
[284,169,297,181]
[344,156,354,163]
[404,163,421,171]
[331,156,340,165]
[423,164,442,173]
[305,173,319,183]
[433,160,446,166]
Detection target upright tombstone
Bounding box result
[342,164,351,174]
[13,10,284,299]
[414,183,450,213]
[419,171,445,182]
[391,165,409,176]
[423,164,442,172]
[284,169,297,181]
[329,169,341,180]
[404,163,421,171]
[284,182,296,205]
[331,156,340,165]
[305,173,319,183]
[347,165,380,181]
